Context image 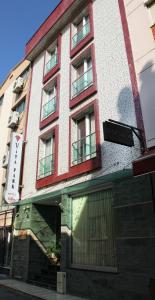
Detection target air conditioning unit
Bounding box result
[143,0,154,6]
[8,111,19,128]
[57,272,66,294]
[13,77,24,93]
[2,154,9,168]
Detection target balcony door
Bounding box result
[76,113,95,163]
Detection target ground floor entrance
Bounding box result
[11,203,61,289]
[0,210,13,274]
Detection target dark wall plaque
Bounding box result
[103,121,134,147]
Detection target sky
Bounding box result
[0,0,60,85]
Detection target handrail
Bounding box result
[72,132,96,164]
[72,21,90,47]
[42,96,56,119]
[38,153,54,178]
[45,54,57,74]
[72,67,93,97]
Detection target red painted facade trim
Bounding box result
[151,24,155,40]
[70,43,97,108]
[25,0,75,57]
[133,150,155,176]
[36,125,59,189]
[20,64,33,198]
[43,34,61,84]
[118,0,145,147]
[36,100,101,190]
[70,2,94,59]
[40,74,60,129]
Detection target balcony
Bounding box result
[72,132,96,165]
[42,96,56,120]
[38,154,54,179]
[45,54,57,75]
[72,67,93,98]
[72,22,90,48]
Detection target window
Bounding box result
[72,190,116,270]
[0,95,4,106]
[38,133,55,179]
[15,99,25,114]
[70,2,94,58]
[42,79,57,120]
[144,0,155,25]
[72,15,90,49]
[72,54,93,98]
[43,35,61,84]
[45,41,58,75]
[72,111,96,165]
[20,67,30,83]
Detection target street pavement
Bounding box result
[0,276,88,300]
[0,285,39,299]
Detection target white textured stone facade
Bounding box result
[22,0,140,200]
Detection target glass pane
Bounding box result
[72,132,96,165]
[72,67,93,98]
[45,54,58,74]
[43,96,56,119]
[38,154,54,179]
[72,190,116,267]
[72,21,90,48]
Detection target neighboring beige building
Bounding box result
[124,0,155,180]
[0,59,31,271]
[125,0,155,150]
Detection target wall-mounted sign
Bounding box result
[5,133,23,204]
[103,121,134,147]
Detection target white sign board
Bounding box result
[5,133,23,204]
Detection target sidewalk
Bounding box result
[0,278,88,300]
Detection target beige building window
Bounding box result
[144,0,155,25]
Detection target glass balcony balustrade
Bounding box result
[38,154,54,179]
[72,132,96,165]
[72,67,93,98]
[45,54,58,74]
[72,21,90,48]
[42,96,56,119]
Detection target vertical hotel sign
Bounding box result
[5,133,23,204]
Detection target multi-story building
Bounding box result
[0,59,31,274]
[124,0,155,173]
[10,0,155,299]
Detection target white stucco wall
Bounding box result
[22,0,140,200]
[125,0,155,148]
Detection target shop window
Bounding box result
[71,189,116,270]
